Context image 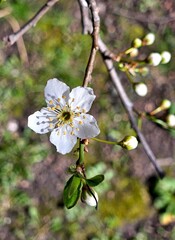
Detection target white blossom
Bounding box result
[28,78,100,154]
[161,51,171,64]
[143,33,155,45]
[148,53,162,66]
[134,82,148,97]
[166,114,175,128]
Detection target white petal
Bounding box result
[49,126,77,154]
[44,78,70,106]
[69,87,96,113]
[73,114,100,139]
[28,110,52,134]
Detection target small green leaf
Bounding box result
[63,175,82,209]
[86,174,104,187]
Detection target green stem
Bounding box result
[77,140,85,165]
[92,137,116,145]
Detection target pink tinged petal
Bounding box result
[69,87,96,113]
[44,78,70,106]
[49,126,77,154]
[73,114,100,139]
[28,110,52,134]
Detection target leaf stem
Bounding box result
[92,137,116,145]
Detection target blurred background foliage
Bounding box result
[0,0,175,239]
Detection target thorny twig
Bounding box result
[3,0,59,46]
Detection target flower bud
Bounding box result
[166,114,175,127]
[161,99,171,109]
[118,136,138,150]
[81,188,98,207]
[129,48,139,57]
[132,38,142,48]
[143,33,155,45]
[134,82,148,97]
[150,99,171,115]
[161,51,171,64]
[138,67,149,76]
[148,53,162,66]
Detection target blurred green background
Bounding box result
[0,0,175,239]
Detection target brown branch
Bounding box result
[3,0,59,46]
[82,0,100,87]
[98,37,164,178]
[78,0,164,178]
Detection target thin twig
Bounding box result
[98,37,164,178]
[78,0,92,34]
[82,0,100,87]
[3,0,59,46]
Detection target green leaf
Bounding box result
[63,175,82,209]
[86,174,105,187]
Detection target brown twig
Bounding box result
[3,0,59,46]
[82,0,100,87]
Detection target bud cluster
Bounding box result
[115,32,171,98]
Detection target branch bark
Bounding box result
[82,0,100,87]
[3,0,59,46]
[98,37,164,178]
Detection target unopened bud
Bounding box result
[129,48,139,57]
[81,189,98,207]
[166,114,175,127]
[139,67,149,76]
[132,38,142,48]
[150,99,171,115]
[161,99,171,109]
[143,33,155,45]
[161,51,171,64]
[118,136,138,150]
[148,53,162,66]
[134,82,148,97]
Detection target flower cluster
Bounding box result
[28,79,100,154]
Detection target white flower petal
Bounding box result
[69,87,96,113]
[73,114,100,139]
[50,126,77,154]
[28,110,52,134]
[44,78,70,106]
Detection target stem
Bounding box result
[77,140,85,165]
[92,137,116,145]
[98,37,164,179]
[4,0,59,46]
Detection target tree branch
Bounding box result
[3,0,59,46]
[78,0,164,178]
[82,0,100,87]
[98,37,164,178]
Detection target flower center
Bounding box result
[61,111,71,121]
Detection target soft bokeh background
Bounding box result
[0,0,175,239]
